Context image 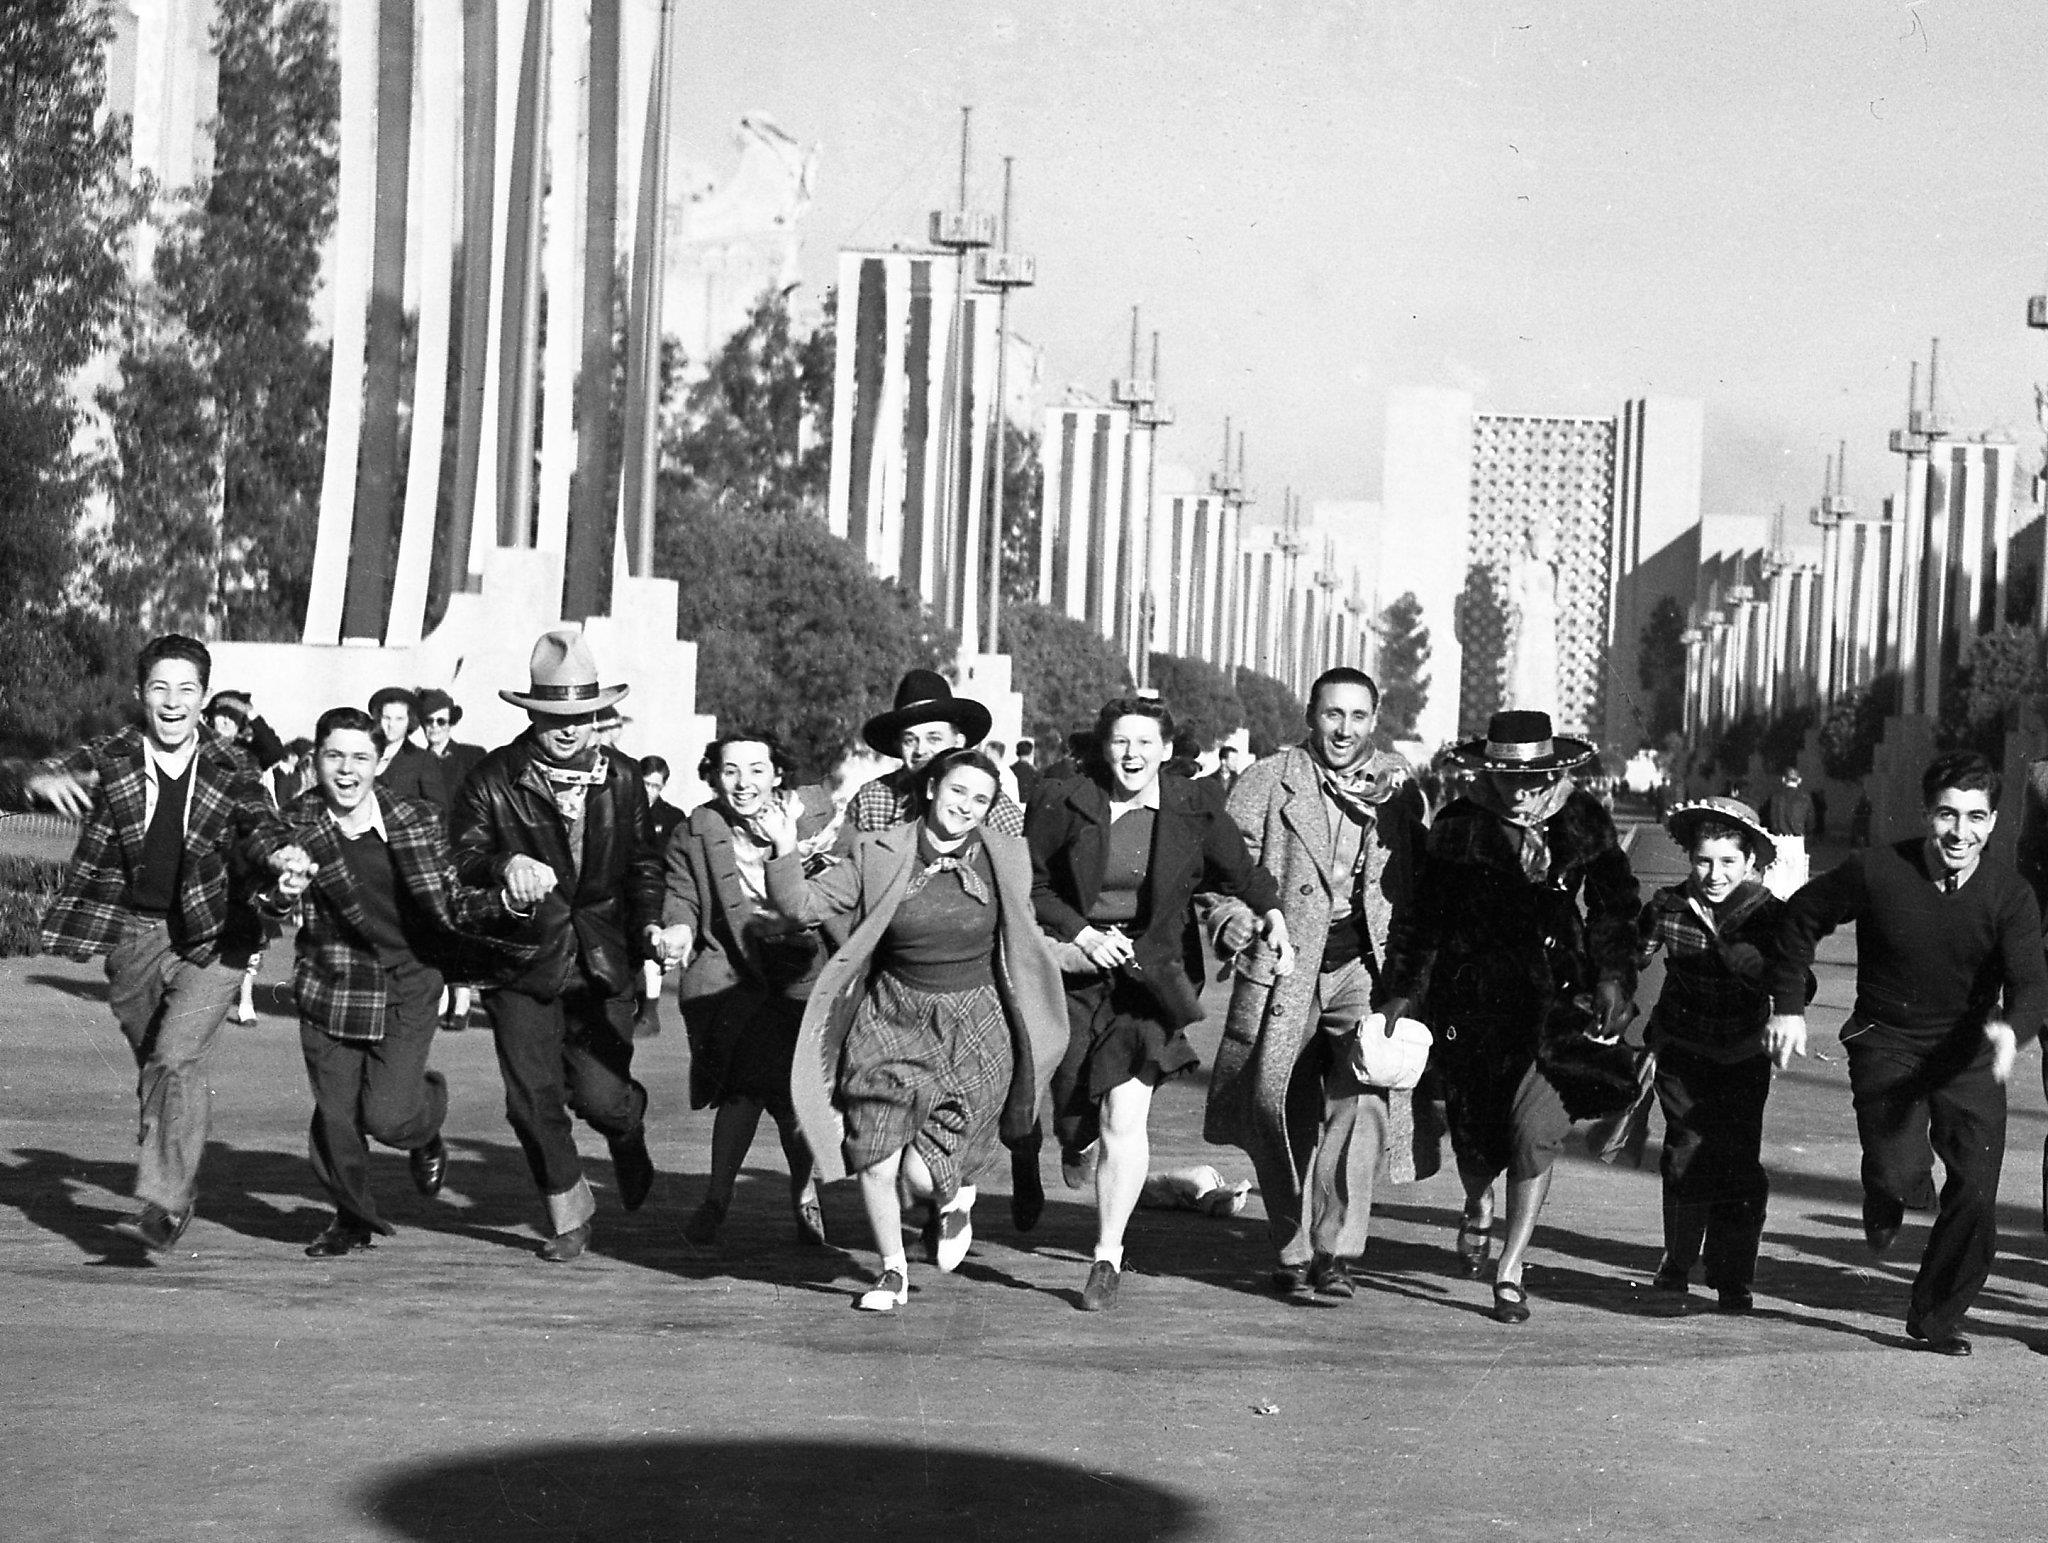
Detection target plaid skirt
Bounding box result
[838,969,1012,1204]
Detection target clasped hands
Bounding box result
[265,844,319,899]
[1197,906,1299,979]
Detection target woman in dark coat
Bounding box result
[658,733,837,1247]
[1380,710,1640,1324]
[1027,697,1289,1311]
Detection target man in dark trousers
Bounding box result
[1769,750,2046,1356]
[451,630,664,1261]
[262,707,540,1258]
[23,634,300,1251]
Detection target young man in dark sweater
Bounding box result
[1768,751,2047,1356]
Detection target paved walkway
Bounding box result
[6,828,2048,1541]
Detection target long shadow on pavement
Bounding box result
[361,1437,1207,1543]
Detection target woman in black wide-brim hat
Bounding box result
[1377,710,1641,1324]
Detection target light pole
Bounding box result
[928,107,995,642]
[975,157,1034,656]
[1119,328,1173,688]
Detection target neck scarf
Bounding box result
[1307,744,1408,808]
[908,828,990,905]
[1468,772,1576,883]
[538,751,607,824]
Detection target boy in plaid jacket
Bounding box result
[263,707,541,1257]
[1637,797,1792,1313]
[23,635,301,1252]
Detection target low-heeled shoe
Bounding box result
[409,1136,448,1198]
[305,1221,376,1258]
[116,1203,192,1253]
[539,1221,592,1263]
[1310,1254,1356,1300]
[610,1132,655,1212]
[1081,1258,1120,1311]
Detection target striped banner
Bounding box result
[827,250,1001,637]
[1035,405,1134,641]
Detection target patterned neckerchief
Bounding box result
[909,826,990,905]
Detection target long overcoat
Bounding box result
[1203,745,1435,1183]
[765,825,1069,1183]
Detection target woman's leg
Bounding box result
[1093,1072,1159,1267]
[705,1098,766,1208]
[858,1148,909,1266]
[1493,1169,1554,1286]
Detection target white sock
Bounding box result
[879,1251,908,1279]
[1093,1243,1123,1270]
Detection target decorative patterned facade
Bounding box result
[1456,415,1617,740]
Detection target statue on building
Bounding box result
[1501,521,1561,719]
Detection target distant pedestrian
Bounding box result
[638,755,685,849]
[1770,751,2046,1355]
[417,688,486,808]
[1011,737,1042,806]
[369,688,445,810]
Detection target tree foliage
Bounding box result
[99,0,339,638]
[1817,671,1901,783]
[1234,667,1304,757]
[1147,653,1243,751]
[1939,624,2044,759]
[663,287,833,522]
[0,1,143,751]
[1374,591,1431,741]
[0,0,137,619]
[997,423,1044,606]
[1636,595,1688,744]
[655,287,959,774]
[999,601,1131,750]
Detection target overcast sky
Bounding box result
[670,0,2048,541]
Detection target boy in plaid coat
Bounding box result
[263,707,542,1257]
[23,635,302,1252]
[1637,797,1790,1312]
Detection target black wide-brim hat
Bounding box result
[1447,709,1596,773]
[861,668,992,757]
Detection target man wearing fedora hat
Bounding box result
[449,629,666,1261]
[847,669,1027,842]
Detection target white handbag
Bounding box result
[1351,1012,1433,1092]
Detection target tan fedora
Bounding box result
[498,629,630,716]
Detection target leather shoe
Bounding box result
[1081,1258,1120,1311]
[1309,1254,1356,1300]
[1010,1140,1045,1233]
[539,1222,592,1263]
[304,1220,376,1258]
[1862,1192,1903,1256]
[1906,1319,1971,1356]
[682,1198,727,1246]
[115,1203,192,1253]
[409,1136,448,1198]
[610,1132,655,1212]
[1269,1263,1313,1296]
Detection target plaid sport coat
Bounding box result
[38,726,280,966]
[269,789,534,1041]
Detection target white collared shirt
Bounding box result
[332,792,390,843]
[140,740,201,835]
[1105,779,1163,823]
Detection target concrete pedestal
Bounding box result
[211,549,718,805]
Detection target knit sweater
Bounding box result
[1769,840,2048,1048]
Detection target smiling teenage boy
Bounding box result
[1769,751,2048,1355]
[262,708,541,1258]
[25,635,303,1251]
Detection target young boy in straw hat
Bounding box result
[1637,796,1797,1314]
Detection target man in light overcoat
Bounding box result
[1204,668,1435,1299]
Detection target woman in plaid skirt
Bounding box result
[757,748,1067,1312]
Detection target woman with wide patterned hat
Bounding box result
[1378,710,1641,1323]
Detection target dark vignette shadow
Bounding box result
[359,1437,1209,1543]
